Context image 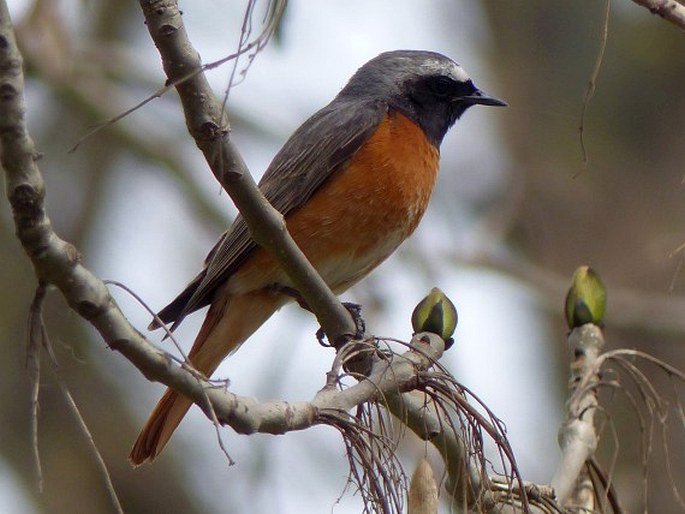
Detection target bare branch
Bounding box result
[551,324,604,506]
[630,0,685,30]
[52,364,125,514]
[578,0,610,168]
[459,252,685,335]
[26,282,124,511]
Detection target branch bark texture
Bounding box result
[551,324,604,505]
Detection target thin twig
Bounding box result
[600,350,685,509]
[104,279,235,465]
[69,1,284,154]
[578,0,610,170]
[26,282,124,512]
[51,367,125,514]
[26,282,48,493]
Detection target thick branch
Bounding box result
[387,393,554,514]
[137,0,355,343]
[387,393,486,505]
[551,324,604,506]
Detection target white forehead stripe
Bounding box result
[421,58,470,82]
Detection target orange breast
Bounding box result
[232,110,440,294]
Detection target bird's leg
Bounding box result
[340,302,366,340]
[314,302,366,348]
[276,285,375,379]
[271,286,366,345]
[274,285,310,310]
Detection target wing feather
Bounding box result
[155,98,387,329]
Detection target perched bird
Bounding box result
[130,50,505,465]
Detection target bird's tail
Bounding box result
[129,388,190,466]
[129,289,285,466]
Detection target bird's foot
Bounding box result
[316,302,366,347]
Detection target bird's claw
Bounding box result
[316,302,366,347]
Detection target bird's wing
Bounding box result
[154,98,388,329]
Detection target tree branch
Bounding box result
[551,324,604,506]
[110,332,447,437]
[630,0,685,30]
[137,0,356,343]
[458,251,685,336]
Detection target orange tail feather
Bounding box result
[129,289,285,465]
[129,389,191,466]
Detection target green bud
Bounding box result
[564,266,607,329]
[411,287,458,348]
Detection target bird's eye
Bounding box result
[429,76,455,97]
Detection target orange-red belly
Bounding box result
[231,110,440,294]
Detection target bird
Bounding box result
[129,49,505,465]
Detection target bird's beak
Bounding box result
[461,89,507,107]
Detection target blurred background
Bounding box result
[1,0,684,512]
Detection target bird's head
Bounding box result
[339,50,506,146]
